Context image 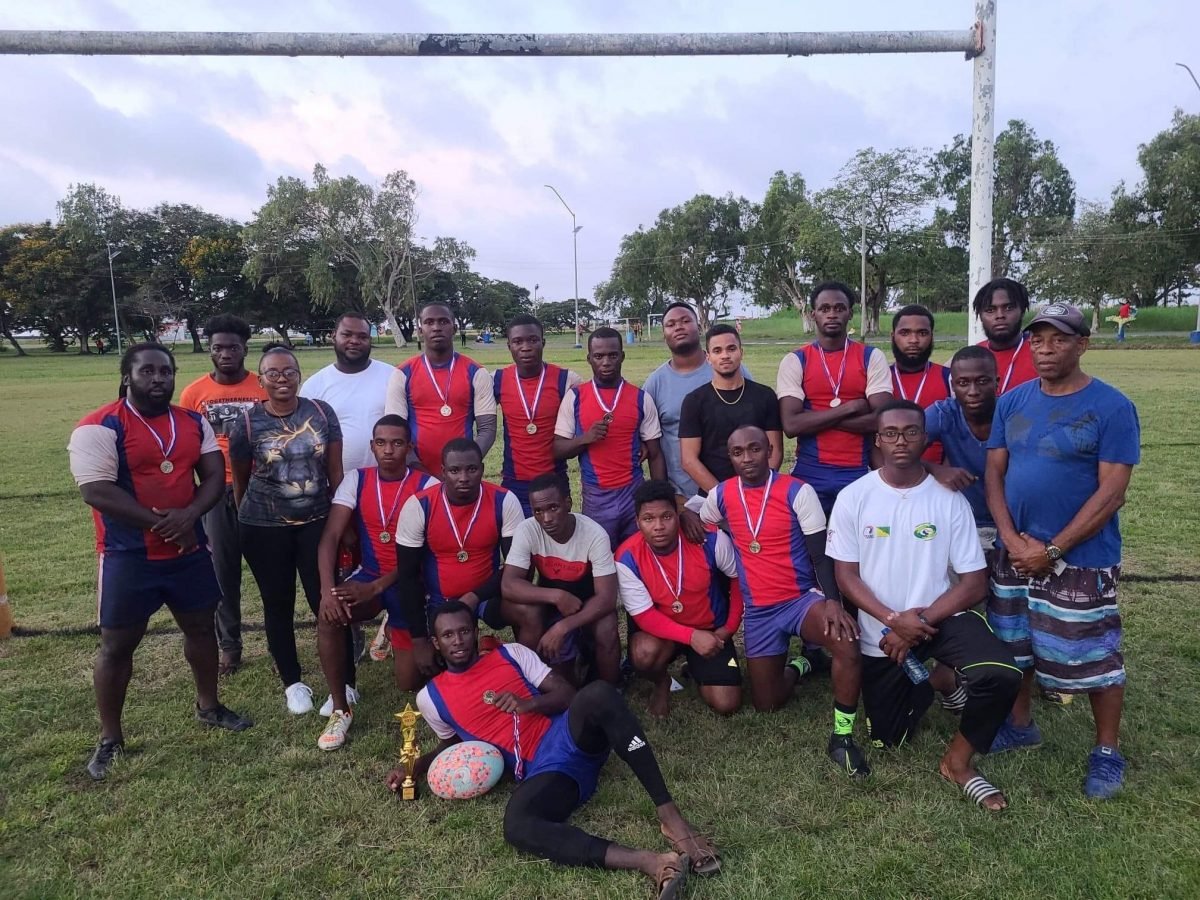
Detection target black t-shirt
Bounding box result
[679,379,782,487]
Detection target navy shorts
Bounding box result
[742,591,825,659]
[525,711,609,803]
[97,550,221,629]
[582,480,640,550]
[346,567,405,629]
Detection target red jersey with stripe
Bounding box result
[563,380,652,490]
[784,341,883,470]
[71,400,212,561]
[421,646,554,773]
[890,362,952,463]
[977,337,1038,395]
[407,482,512,604]
[494,363,574,483]
[615,530,740,632]
[705,474,826,607]
[393,352,487,478]
[351,468,439,578]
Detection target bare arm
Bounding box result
[474,414,497,458]
[922,569,989,624]
[556,573,618,632]
[325,440,344,496]
[780,396,867,438]
[317,505,355,592]
[553,420,606,461]
[644,438,666,481]
[501,564,578,614]
[680,436,719,494]
[79,482,161,531]
[834,559,899,626]
[836,392,892,435]
[231,458,251,509]
[512,671,575,717]
[767,430,784,472]
[984,448,1020,546]
[1050,462,1133,554]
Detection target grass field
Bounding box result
[2,340,1199,899]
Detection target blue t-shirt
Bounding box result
[642,359,751,498]
[925,398,993,528]
[987,378,1140,568]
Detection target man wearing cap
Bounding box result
[984,304,1141,799]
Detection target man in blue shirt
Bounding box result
[984,304,1140,799]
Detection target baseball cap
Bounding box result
[1024,303,1090,337]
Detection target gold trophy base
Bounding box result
[401,779,417,801]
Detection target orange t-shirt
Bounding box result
[178,372,268,483]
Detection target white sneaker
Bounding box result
[319,685,361,717]
[317,709,353,751]
[284,681,314,715]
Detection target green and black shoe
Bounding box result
[827,733,871,778]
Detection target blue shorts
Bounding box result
[346,567,405,629]
[97,550,221,629]
[743,592,825,659]
[502,478,533,517]
[791,462,865,517]
[582,480,640,550]
[525,712,609,803]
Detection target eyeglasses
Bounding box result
[878,427,925,444]
[262,368,300,382]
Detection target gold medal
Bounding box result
[159,460,174,474]
[525,422,538,435]
[671,600,684,614]
[602,412,614,424]
[457,550,469,563]
[440,404,453,417]
[749,540,762,554]
[829,397,842,408]
[482,690,497,705]
[379,531,391,543]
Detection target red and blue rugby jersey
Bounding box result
[348,467,439,579]
[419,645,554,775]
[557,380,657,490]
[494,363,576,484]
[387,352,490,478]
[977,337,1038,395]
[68,400,215,560]
[890,362,952,463]
[777,340,888,471]
[704,474,827,607]
[615,529,738,632]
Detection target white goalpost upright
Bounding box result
[0,2,996,343]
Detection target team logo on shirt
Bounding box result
[863,526,891,538]
[913,523,938,540]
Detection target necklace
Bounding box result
[648,537,685,614]
[422,353,456,417]
[998,337,1024,394]
[374,470,410,543]
[711,380,746,405]
[440,487,484,563]
[893,362,931,405]
[737,471,774,554]
[816,343,850,407]
[514,365,547,435]
[591,380,625,424]
[125,400,178,474]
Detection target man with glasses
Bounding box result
[828,400,1020,811]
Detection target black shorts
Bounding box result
[679,639,742,687]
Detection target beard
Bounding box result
[891,340,933,369]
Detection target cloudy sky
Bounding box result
[1,1,1197,307]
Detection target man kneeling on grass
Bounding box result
[827,400,1021,811]
[387,602,720,898]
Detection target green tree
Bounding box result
[743,171,822,329]
[931,119,1076,277]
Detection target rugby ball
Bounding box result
[427,740,505,800]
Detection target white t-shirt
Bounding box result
[299,358,395,471]
[506,514,617,582]
[417,643,551,740]
[826,470,985,658]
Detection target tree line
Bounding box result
[1,112,1196,356]
[598,113,1200,333]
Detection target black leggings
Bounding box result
[862,611,1021,753]
[503,682,672,867]
[241,519,355,689]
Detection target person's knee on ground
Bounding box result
[629,632,671,676]
[589,611,621,682]
[700,685,741,716]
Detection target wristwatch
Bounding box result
[1044,543,1064,562]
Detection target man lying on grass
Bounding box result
[387,601,719,898]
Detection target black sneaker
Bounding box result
[827,733,871,778]
[87,739,124,781]
[195,703,254,732]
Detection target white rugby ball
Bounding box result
[426,740,505,800]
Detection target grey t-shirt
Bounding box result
[642,359,751,498]
[228,398,342,527]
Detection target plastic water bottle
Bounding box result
[881,627,929,684]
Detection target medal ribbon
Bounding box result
[999,336,1024,394]
[124,400,177,464]
[737,471,774,548]
[590,379,625,417]
[816,343,849,405]
[374,470,408,536]
[440,486,484,557]
[647,537,684,603]
[515,365,547,426]
[421,353,457,409]
[512,714,524,781]
[895,363,931,405]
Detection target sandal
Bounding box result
[656,853,689,900]
[948,773,1007,811]
[218,652,241,678]
[661,823,722,876]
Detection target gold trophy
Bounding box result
[394,703,423,801]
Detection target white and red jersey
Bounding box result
[555,380,662,490]
[505,513,615,600]
[332,467,439,578]
[494,363,581,484]
[890,362,952,463]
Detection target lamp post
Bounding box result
[106,240,122,354]
[545,184,583,349]
[1176,63,1200,339]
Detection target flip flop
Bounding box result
[947,773,1007,811]
[657,853,689,900]
[218,652,241,678]
[661,824,722,876]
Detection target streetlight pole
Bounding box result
[545,184,583,349]
[106,240,122,354]
[1176,63,1200,337]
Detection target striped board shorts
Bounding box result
[987,548,1125,693]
